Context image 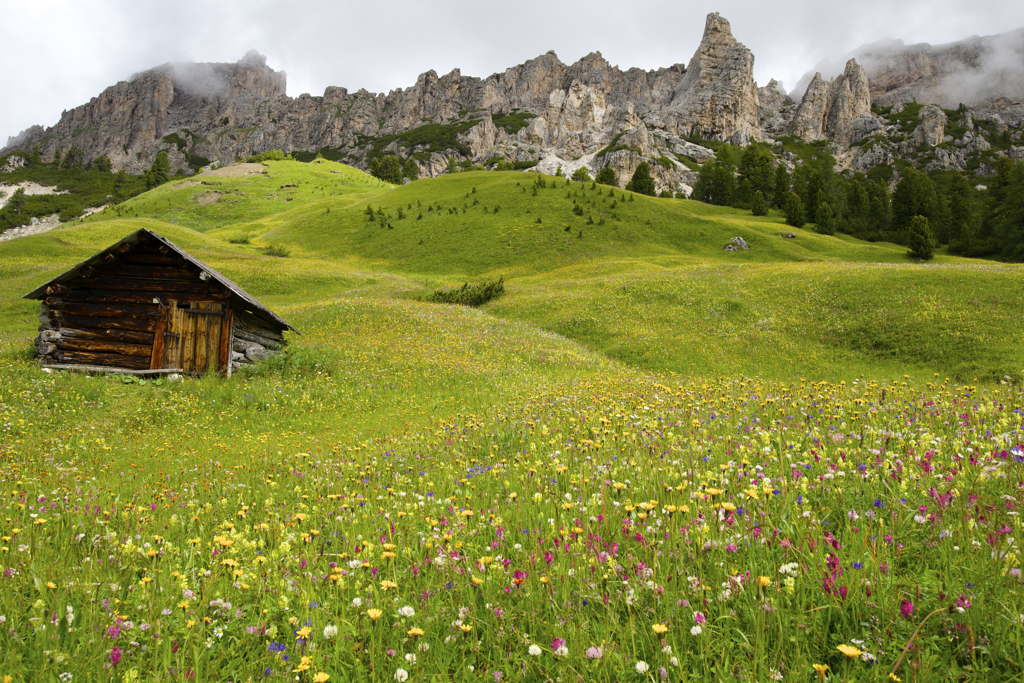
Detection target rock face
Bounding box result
[913,105,947,147]
[787,59,873,143]
[2,12,768,191]
[10,15,1022,189]
[850,28,1024,127]
[665,13,761,141]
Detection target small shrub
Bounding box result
[263,244,290,258]
[422,277,505,307]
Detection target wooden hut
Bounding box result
[24,228,296,375]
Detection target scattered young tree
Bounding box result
[773,163,790,206]
[373,156,402,184]
[750,190,768,216]
[784,192,806,228]
[595,166,617,187]
[814,199,837,235]
[403,158,419,181]
[9,187,26,214]
[625,162,656,196]
[112,170,130,203]
[907,215,936,260]
[692,161,735,206]
[93,155,113,173]
[145,151,170,189]
[571,167,592,183]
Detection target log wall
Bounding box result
[34,236,239,372]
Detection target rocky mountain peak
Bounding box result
[666,11,761,140]
[787,58,873,143]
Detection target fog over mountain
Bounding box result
[3,0,1024,143]
[794,28,1024,110]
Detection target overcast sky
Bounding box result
[3,0,1024,145]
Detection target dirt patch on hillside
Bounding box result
[195,191,224,206]
[197,163,267,178]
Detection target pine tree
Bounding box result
[891,168,938,241]
[403,159,419,181]
[571,167,592,182]
[625,162,656,196]
[9,187,25,214]
[376,156,402,184]
[784,192,806,228]
[773,164,790,206]
[907,215,936,260]
[750,190,768,216]
[146,151,170,189]
[112,170,130,203]
[595,166,617,186]
[738,145,774,204]
[815,199,837,235]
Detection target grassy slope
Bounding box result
[4,160,1023,384]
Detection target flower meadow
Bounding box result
[0,300,1022,683]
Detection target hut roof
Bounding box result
[23,228,297,333]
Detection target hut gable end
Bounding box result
[24,228,295,375]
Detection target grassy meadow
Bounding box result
[0,160,1022,682]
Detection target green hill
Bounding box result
[3,159,1022,383]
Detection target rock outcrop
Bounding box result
[912,104,947,147]
[665,12,761,141]
[9,14,1022,189]
[787,59,874,143]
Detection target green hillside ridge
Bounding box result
[3,160,1022,384]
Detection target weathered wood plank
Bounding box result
[192,305,209,372]
[73,277,222,295]
[150,316,167,370]
[56,302,162,319]
[39,364,187,376]
[163,301,182,370]
[219,310,234,376]
[82,264,198,281]
[180,303,197,372]
[58,327,155,344]
[60,315,157,332]
[121,253,188,268]
[57,350,150,370]
[62,290,230,305]
[57,338,152,357]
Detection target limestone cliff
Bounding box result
[787,59,874,143]
[664,12,761,141]
[11,14,1022,193]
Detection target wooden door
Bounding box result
[151,301,225,373]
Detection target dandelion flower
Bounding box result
[313,674,330,683]
[367,609,383,622]
[837,644,862,658]
[652,623,668,635]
